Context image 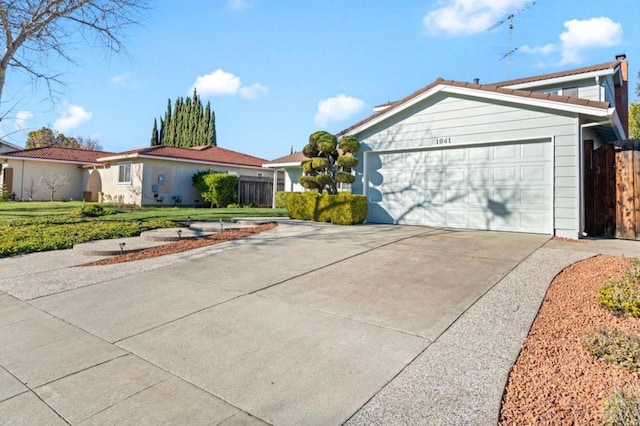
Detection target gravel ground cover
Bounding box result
[500,255,640,424]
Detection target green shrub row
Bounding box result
[192,171,238,207]
[283,191,366,225]
[597,260,640,317]
[0,217,173,257]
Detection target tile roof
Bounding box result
[99,145,268,168]
[264,151,307,165]
[1,146,114,163]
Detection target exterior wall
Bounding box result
[284,167,304,192]
[351,93,580,238]
[1,159,85,201]
[99,158,274,206]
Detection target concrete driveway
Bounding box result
[0,223,571,424]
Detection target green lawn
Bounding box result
[0,201,288,257]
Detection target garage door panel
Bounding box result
[367,141,552,234]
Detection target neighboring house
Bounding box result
[339,54,629,240]
[0,140,22,153]
[0,144,274,205]
[262,151,307,192]
[97,145,271,205]
[0,147,111,201]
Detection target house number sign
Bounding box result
[434,137,452,145]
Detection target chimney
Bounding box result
[473,78,480,85]
[614,53,629,138]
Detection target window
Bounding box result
[257,172,268,178]
[563,87,578,97]
[118,163,131,184]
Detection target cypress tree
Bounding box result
[150,118,159,146]
[151,90,217,147]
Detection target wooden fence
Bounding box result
[615,140,640,240]
[238,176,283,207]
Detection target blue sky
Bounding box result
[1,0,639,160]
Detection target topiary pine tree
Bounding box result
[298,131,360,194]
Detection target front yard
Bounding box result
[0,201,287,257]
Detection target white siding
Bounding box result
[352,93,580,237]
[2,159,84,201]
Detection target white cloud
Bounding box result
[14,110,33,130]
[227,0,250,11]
[314,94,365,127]
[423,0,529,36]
[239,83,268,100]
[109,72,141,89]
[190,69,241,97]
[520,43,556,55]
[190,69,267,100]
[559,17,622,64]
[53,104,92,133]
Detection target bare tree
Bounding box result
[39,173,69,201]
[0,0,149,107]
[22,177,37,200]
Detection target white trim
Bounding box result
[344,84,612,137]
[263,161,302,168]
[502,67,617,90]
[361,135,555,234]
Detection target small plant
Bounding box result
[597,260,640,317]
[0,184,9,202]
[71,204,115,217]
[602,387,640,426]
[583,328,640,373]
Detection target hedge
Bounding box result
[285,191,367,225]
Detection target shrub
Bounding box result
[275,191,289,209]
[0,184,9,202]
[192,171,238,207]
[285,192,366,225]
[602,387,640,426]
[0,217,173,257]
[598,260,640,317]
[583,328,640,373]
[71,204,115,217]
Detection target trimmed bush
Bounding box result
[299,176,320,189]
[285,192,366,225]
[598,260,640,317]
[192,171,238,207]
[71,204,115,217]
[339,135,361,153]
[311,157,329,170]
[275,191,290,209]
[337,155,359,168]
[335,171,356,184]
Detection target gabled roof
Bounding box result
[490,60,620,87]
[98,145,267,168]
[263,151,307,167]
[0,139,22,151]
[339,78,612,136]
[0,146,114,164]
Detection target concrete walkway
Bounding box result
[1,222,640,425]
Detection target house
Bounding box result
[0,140,22,153]
[339,54,629,240]
[0,144,275,205]
[262,151,307,193]
[0,147,111,201]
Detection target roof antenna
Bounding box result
[487,1,536,79]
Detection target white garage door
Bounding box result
[366,140,552,234]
